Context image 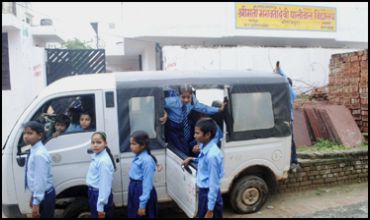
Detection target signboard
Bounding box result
[236,3,336,31]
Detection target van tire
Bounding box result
[230,175,269,214]
[63,197,91,218]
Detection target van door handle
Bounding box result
[181,164,192,175]
[114,155,120,163]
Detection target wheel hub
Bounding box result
[242,187,260,205]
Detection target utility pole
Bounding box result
[90,22,99,49]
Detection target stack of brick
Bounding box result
[328,49,368,133]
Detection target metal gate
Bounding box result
[46,49,106,85]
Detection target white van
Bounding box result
[2,70,292,218]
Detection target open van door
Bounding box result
[165,146,198,218]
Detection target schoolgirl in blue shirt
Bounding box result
[86,132,116,218]
[23,121,55,218]
[164,85,225,156]
[128,131,158,218]
[182,118,224,218]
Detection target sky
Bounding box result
[31,2,123,44]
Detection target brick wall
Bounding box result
[328,49,368,132]
[277,150,368,192]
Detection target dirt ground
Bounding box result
[3,182,368,218]
[223,182,368,218]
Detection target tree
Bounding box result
[62,38,92,49]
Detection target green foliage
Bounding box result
[62,38,92,49]
[297,139,368,153]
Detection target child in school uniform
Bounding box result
[86,132,116,218]
[66,107,81,132]
[164,84,226,156]
[182,118,224,218]
[23,121,55,218]
[52,114,70,138]
[274,62,299,171]
[128,131,158,218]
[68,111,95,133]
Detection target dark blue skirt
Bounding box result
[197,188,223,218]
[128,179,158,218]
[88,187,113,218]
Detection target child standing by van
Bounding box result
[23,121,55,218]
[128,131,158,218]
[86,132,116,218]
[275,62,299,171]
[182,118,224,218]
[164,84,225,156]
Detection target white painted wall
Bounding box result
[2,28,47,146]
[162,46,358,94]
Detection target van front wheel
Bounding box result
[63,197,91,218]
[230,175,269,214]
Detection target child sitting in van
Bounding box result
[66,107,81,132]
[164,85,226,156]
[66,111,95,133]
[79,111,95,131]
[52,114,70,138]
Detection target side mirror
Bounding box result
[16,155,26,167]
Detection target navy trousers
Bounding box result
[165,120,192,156]
[291,123,298,164]
[39,187,56,218]
[197,188,223,218]
[88,187,113,218]
[128,180,158,218]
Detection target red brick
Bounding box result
[350,56,359,62]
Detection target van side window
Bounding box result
[129,96,156,138]
[231,92,274,132]
[17,94,96,149]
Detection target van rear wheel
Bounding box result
[230,175,269,214]
[63,197,91,218]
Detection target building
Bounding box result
[119,2,368,92]
[2,2,64,145]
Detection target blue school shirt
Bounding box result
[26,140,54,205]
[276,68,297,121]
[213,125,223,143]
[66,123,84,132]
[86,148,114,212]
[128,150,156,209]
[194,141,224,210]
[164,95,219,124]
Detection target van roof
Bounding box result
[115,69,279,81]
[114,70,286,88]
[43,70,286,96]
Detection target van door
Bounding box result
[115,86,167,205]
[165,146,198,218]
[12,92,105,214]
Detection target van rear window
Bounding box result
[231,92,274,132]
[129,96,156,138]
